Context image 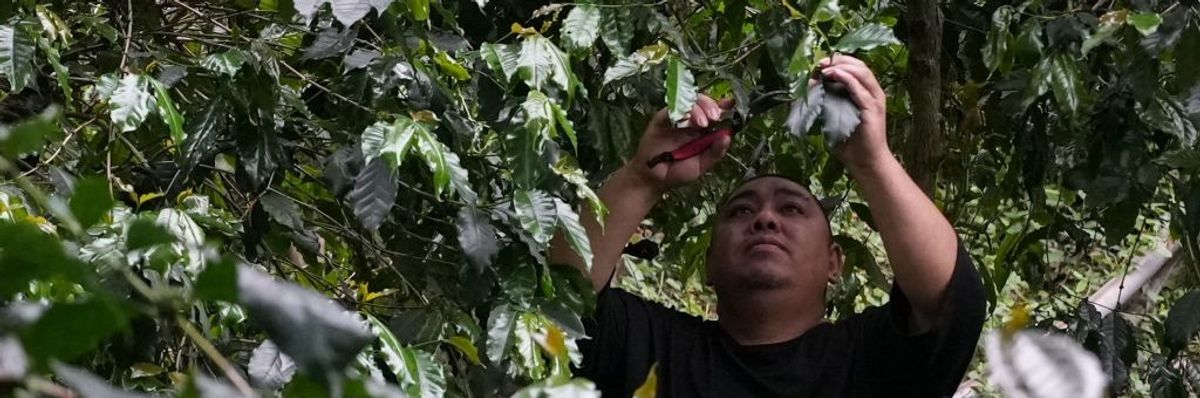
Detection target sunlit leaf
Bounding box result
[512,378,601,398]
[554,198,592,271]
[832,23,899,53]
[1128,12,1162,36]
[150,79,186,147]
[0,22,36,92]
[514,190,557,247]
[664,56,697,124]
[104,74,157,133]
[485,304,516,364]
[444,336,481,366]
[199,50,247,76]
[986,330,1107,398]
[561,5,601,52]
[599,7,633,56]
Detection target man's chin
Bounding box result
[729,263,792,290]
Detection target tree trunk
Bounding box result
[903,0,944,197]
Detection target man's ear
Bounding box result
[827,241,844,283]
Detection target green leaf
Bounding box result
[833,235,886,289]
[349,158,398,231]
[39,39,71,102]
[52,362,152,398]
[104,74,157,133]
[457,206,499,272]
[1046,55,1084,114]
[200,50,247,76]
[0,105,61,159]
[599,7,633,56]
[787,31,817,95]
[481,43,520,84]
[411,123,450,196]
[249,340,297,390]
[561,5,601,52]
[150,79,186,146]
[486,304,516,364]
[552,159,606,222]
[554,198,592,271]
[180,99,228,175]
[126,218,176,251]
[0,222,87,297]
[1165,290,1200,353]
[1128,12,1162,36]
[1158,149,1200,170]
[68,177,112,229]
[236,264,373,380]
[195,256,238,302]
[407,0,429,21]
[514,190,557,247]
[832,23,899,53]
[0,23,36,92]
[433,51,470,81]
[665,56,697,124]
[983,6,1014,73]
[23,299,127,363]
[369,315,445,398]
[444,336,481,365]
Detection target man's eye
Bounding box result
[729,206,752,216]
[782,205,803,214]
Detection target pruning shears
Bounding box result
[645,90,793,169]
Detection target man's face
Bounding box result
[706,177,842,298]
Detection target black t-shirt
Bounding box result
[578,243,987,397]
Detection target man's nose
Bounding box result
[752,211,778,231]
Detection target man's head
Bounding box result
[705,175,843,306]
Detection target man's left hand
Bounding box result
[818,55,892,173]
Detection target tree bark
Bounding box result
[903,0,944,197]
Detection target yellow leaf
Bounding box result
[138,192,165,206]
[511,23,537,37]
[636,43,670,65]
[1100,9,1129,25]
[411,110,440,124]
[634,363,659,398]
[445,336,482,365]
[538,324,567,358]
[1004,302,1031,336]
[130,362,164,378]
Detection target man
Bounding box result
[549,55,986,397]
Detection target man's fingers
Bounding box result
[690,106,709,128]
[824,68,877,112]
[818,54,867,68]
[821,62,884,101]
[699,131,732,172]
[696,95,722,120]
[717,97,735,109]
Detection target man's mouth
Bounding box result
[745,238,787,254]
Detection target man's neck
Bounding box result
[715,289,824,346]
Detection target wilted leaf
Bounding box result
[820,85,861,147]
[786,83,824,138]
[249,340,297,390]
[665,56,697,124]
[236,265,373,380]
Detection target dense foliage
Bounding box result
[1,0,1200,396]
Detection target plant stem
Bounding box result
[176,315,256,396]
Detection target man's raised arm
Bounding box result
[820,55,960,332]
[550,96,733,292]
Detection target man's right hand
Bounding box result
[627,95,735,192]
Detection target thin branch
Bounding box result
[119,0,134,72]
[176,316,256,397]
[280,61,374,112]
